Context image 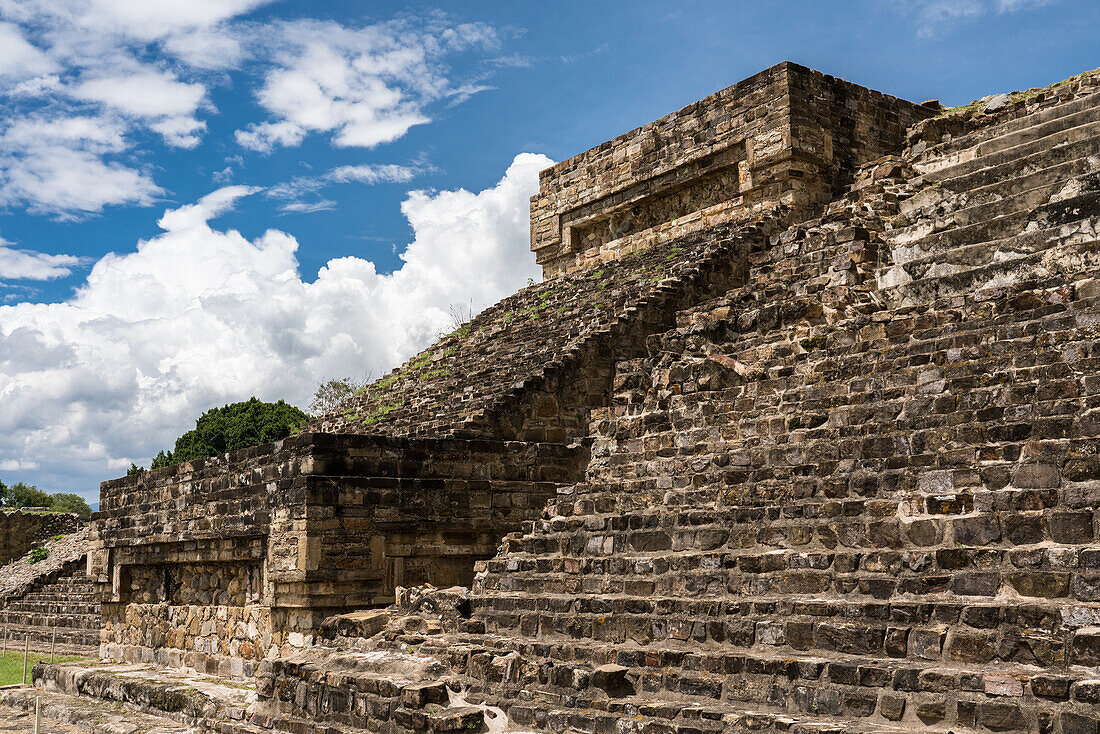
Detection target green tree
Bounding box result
[149,397,310,470]
[2,482,53,509]
[48,493,93,520]
[0,480,90,519]
[149,450,173,471]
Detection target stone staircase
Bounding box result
[218,75,1100,734]
[880,90,1100,303]
[0,529,101,655]
[1,571,101,654]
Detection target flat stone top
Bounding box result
[537,60,923,184]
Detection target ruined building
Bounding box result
[4,60,1100,734]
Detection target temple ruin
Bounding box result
[3,60,1100,734]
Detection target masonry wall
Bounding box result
[529,61,932,278]
[284,437,586,623]
[0,511,82,566]
[91,433,584,677]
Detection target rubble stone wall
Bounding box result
[0,510,82,566]
[530,61,932,278]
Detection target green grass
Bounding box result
[0,650,88,686]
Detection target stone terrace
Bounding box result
[529,61,933,278]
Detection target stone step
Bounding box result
[504,698,925,734]
[930,128,1100,195]
[34,661,257,727]
[419,634,1100,733]
[882,225,1067,286]
[888,169,1099,268]
[0,623,99,649]
[473,591,1100,666]
[924,91,1100,160]
[523,505,1099,554]
[882,233,1100,306]
[917,118,1100,182]
[550,473,1098,526]
[480,537,1100,598]
[260,651,500,733]
[890,179,1057,251]
[0,612,101,630]
[2,600,98,615]
[929,145,1100,209]
[968,97,1100,158]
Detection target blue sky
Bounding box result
[0,0,1096,500]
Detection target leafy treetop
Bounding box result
[143,397,309,471]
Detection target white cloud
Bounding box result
[0,0,274,42]
[0,114,162,217]
[266,161,424,212]
[162,27,246,70]
[0,235,82,281]
[996,0,1056,10]
[0,20,56,78]
[10,73,60,95]
[0,153,550,496]
[279,199,336,214]
[72,68,208,147]
[73,69,205,119]
[0,7,505,214]
[236,18,499,152]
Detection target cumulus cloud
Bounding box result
[0,153,550,496]
[236,18,500,152]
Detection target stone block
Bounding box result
[1008,571,1071,598]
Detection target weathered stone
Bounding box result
[984,93,1011,113]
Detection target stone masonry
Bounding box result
[89,433,584,676]
[529,62,933,278]
[30,63,1100,734]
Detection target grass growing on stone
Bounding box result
[0,651,88,686]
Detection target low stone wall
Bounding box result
[0,511,82,566]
